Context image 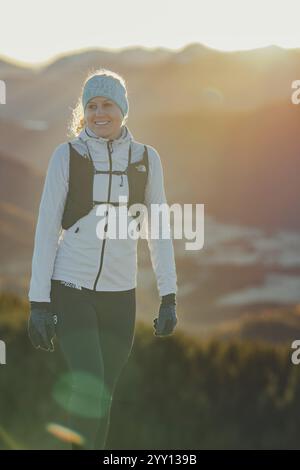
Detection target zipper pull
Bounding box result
[120,174,124,187]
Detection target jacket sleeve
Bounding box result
[144,145,177,297]
[28,143,69,302]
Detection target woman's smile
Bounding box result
[94,120,111,126]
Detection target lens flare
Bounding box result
[46,422,85,446]
[52,370,111,418]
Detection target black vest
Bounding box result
[61,141,149,230]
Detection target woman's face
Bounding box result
[84,96,124,140]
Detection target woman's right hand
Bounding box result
[28,302,58,352]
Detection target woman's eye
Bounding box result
[88,103,111,109]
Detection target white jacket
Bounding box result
[28,125,177,302]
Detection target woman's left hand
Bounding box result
[153,304,177,336]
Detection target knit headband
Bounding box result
[82,75,129,117]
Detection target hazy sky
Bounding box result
[1,0,300,65]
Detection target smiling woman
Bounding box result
[69,69,129,139]
[27,66,178,451]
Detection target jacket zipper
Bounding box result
[93,140,113,290]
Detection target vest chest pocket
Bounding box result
[62,194,93,230]
[61,143,94,230]
[127,157,148,209]
[63,210,92,239]
[63,215,82,234]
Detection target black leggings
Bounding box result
[50,279,136,450]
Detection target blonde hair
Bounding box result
[68,68,128,137]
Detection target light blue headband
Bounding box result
[82,75,129,117]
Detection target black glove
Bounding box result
[28,302,58,352]
[153,293,177,336]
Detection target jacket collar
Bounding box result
[78,125,133,146]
